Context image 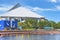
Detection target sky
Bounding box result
[0,0,60,22]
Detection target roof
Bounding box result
[0,6,44,18]
[8,3,21,12]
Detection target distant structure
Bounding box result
[40,17,45,21]
[0,3,45,30]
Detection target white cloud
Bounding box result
[0,4,13,11]
[32,7,43,11]
[31,7,53,11]
[0,7,10,11]
[29,5,60,12]
[25,6,60,12]
[48,0,57,3]
[56,6,60,10]
[0,4,13,12]
[51,0,57,3]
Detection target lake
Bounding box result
[0,34,60,40]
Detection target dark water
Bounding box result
[0,34,60,40]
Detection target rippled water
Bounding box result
[0,34,60,40]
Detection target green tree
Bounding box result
[24,18,38,29]
[39,20,50,29]
[18,18,60,29]
[56,22,60,29]
[48,21,57,29]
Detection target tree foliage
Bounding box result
[18,18,60,29]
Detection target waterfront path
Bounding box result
[0,29,60,36]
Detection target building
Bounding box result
[0,3,45,30]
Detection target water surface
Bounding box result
[0,34,60,40]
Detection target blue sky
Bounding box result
[0,0,60,22]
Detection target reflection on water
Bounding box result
[0,34,60,40]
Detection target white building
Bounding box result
[0,3,45,21]
[0,3,45,30]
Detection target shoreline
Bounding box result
[0,29,60,35]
